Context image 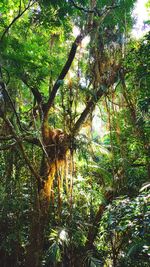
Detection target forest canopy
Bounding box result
[0,1,150,267]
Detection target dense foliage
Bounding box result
[0,1,149,267]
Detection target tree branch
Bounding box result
[0,80,28,132]
[0,142,17,151]
[21,75,43,104]
[73,64,121,135]
[2,116,41,182]
[73,87,104,135]
[0,134,41,147]
[0,135,14,141]
[44,34,83,119]
[0,0,36,43]
[69,0,95,14]
[43,2,119,119]
[24,136,41,146]
[70,0,119,17]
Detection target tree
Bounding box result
[1,1,149,267]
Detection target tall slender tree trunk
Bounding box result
[25,181,50,267]
[25,157,54,267]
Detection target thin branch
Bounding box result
[0,0,36,43]
[0,142,17,151]
[21,75,43,104]
[0,133,41,145]
[0,81,25,131]
[0,135,14,141]
[0,66,10,85]
[131,163,146,167]
[23,136,41,146]
[70,0,119,17]
[32,111,50,160]
[69,0,95,14]
[2,116,41,182]
[19,0,22,14]
[0,134,41,146]
[106,95,120,106]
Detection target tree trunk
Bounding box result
[25,156,53,267]
[25,181,50,267]
[25,146,66,267]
